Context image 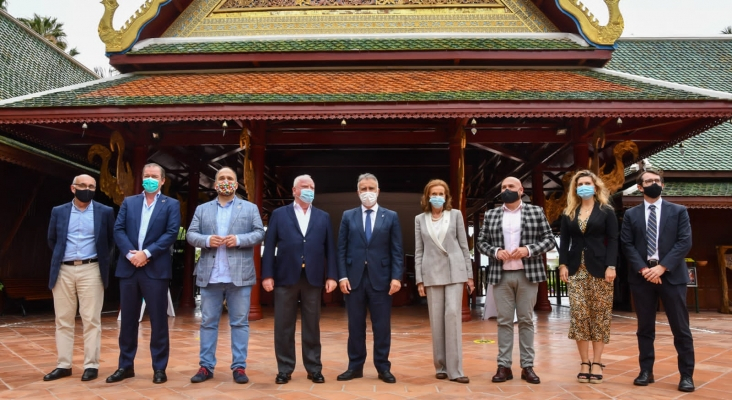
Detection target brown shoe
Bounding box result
[521,367,540,384]
[491,366,513,383]
[435,372,448,380]
[450,376,470,384]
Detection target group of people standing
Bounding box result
[42,163,695,393]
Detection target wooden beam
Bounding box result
[469,143,526,163]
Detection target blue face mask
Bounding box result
[429,196,446,208]
[299,189,314,203]
[576,185,595,200]
[142,178,160,193]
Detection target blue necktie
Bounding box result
[647,205,657,258]
[365,209,373,243]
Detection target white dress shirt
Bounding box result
[294,202,311,236]
[501,201,525,270]
[361,204,379,233]
[644,197,662,260]
[127,192,159,261]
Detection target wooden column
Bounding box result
[179,165,199,309]
[572,129,590,171]
[449,120,471,322]
[532,167,552,312]
[249,123,266,321]
[132,145,148,190]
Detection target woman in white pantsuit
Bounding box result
[414,179,475,383]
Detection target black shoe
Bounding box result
[191,367,213,383]
[43,368,72,381]
[633,370,654,386]
[106,368,135,383]
[678,376,695,392]
[81,368,98,381]
[337,369,363,381]
[378,370,396,383]
[233,368,249,384]
[307,371,325,383]
[275,372,291,384]
[153,370,167,384]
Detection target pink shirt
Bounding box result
[501,202,525,270]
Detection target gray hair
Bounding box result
[293,174,313,187]
[357,173,379,189]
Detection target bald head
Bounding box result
[72,174,96,186]
[501,177,522,191]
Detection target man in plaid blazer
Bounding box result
[476,177,555,385]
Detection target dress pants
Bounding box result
[426,283,464,379]
[52,262,104,369]
[492,270,538,368]
[631,279,695,377]
[274,269,323,374]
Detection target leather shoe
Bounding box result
[275,372,291,384]
[106,368,134,383]
[435,372,448,380]
[378,370,396,383]
[521,367,541,384]
[81,368,98,381]
[153,370,167,384]
[307,371,325,383]
[451,376,470,384]
[43,368,71,381]
[337,369,363,381]
[678,375,695,392]
[633,370,654,386]
[491,366,513,383]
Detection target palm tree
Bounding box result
[0,0,8,11]
[722,26,732,34]
[19,13,69,51]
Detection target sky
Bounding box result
[5,0,732,72]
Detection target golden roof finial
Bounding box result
[98,0,169,54]
[557,0,624,47]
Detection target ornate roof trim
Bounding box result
[591,68,732,101]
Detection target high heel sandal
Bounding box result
[577,362,591,383]
[590,362,605,384]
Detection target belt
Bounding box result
[62,258,98,266]
[646,259,659,267]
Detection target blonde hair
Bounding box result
[420,179,453,213]
[563,170,612,220]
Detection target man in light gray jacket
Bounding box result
[186,167,265,384]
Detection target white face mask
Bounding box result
[359,192,378,207]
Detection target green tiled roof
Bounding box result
[627,181,732,197]
[0,10,98,100]
[648,123,732,171]
[130,37,590,55]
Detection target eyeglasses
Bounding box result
[74,183,96,190]
[642,179,662,185]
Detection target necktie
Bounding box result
[365,209,373,243]
[647,204,657,258]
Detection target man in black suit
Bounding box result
[620,167,694,392]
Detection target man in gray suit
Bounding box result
[186,167,265,384]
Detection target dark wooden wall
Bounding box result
[686,208,732,311]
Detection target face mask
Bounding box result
[74,189,95,203]
[299,189,315,203]
[216,181,236,196]
[500,189,520,204]
[576,185,595,200]
[429,196,446,209]
[642,183,663,199]
[142,178,160,193]
[359,192,378,207]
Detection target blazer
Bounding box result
[114,193,181,280]
[337,205,404,291]
[620,199,692,285]
[262,203,337,287]
[476,203,556,285]
[558,204,619,279]
[414,209,473,287]
[47,200,115,289]
[187,197,265,287]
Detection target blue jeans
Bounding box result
[199,283,252,371]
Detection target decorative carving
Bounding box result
[99,0,171,53]
[557,0,624,46]
[219,0,499,9]
[597,140,638,194]
[87,131,135,206]
[543,172,573,225]
[240,128,256,202]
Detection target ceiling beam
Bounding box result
[470,143,526,163]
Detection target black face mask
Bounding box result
[500,189,520,204]
[642,183,663,199]
[74,189,95,203]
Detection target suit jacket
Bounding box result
[414,209,473,287]
[47,200,115,289]
[558,204,619,279]
[114,193,181,280]
[620,199,692,285]
[187,197,265,287]
[337,205,404,291]
[476,203,556,285]
[261,203,337,287]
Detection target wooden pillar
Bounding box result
[132,145,148,190]
[449,121,471,322]
[249,123,266,321]
[179,165,199,309]
[572,129,590,171]
[532,167,552,312]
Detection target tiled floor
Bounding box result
[1,301,731,399]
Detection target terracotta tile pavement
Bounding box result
[1,302,732,399]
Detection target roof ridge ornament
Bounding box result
[99,0,171,54]
[557,0,624,49]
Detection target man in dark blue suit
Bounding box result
[262,174,338,384]
[336,173,404,383]
[620,167,695,393]
[106,163,181,384]
[44,174,114,382]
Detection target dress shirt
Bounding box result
[644,197,662,261]
[361,204,379,233]
[501,201,526,270]
[208,199,236,284]
[133,191,160,260]
[293,202,311,236]
[63,201,96,261]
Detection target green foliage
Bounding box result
[19,13,68,50]
[0,0,8,12]
[722,26,732,34]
